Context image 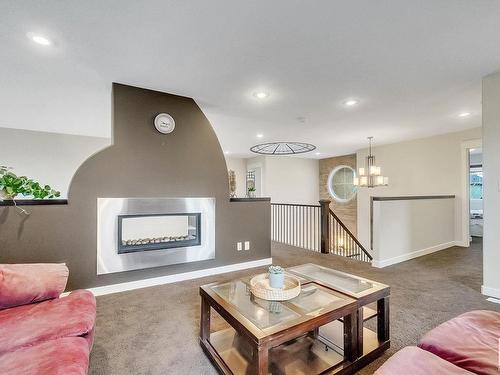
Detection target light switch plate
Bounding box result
[237,242,242,251]
[244,241,250,250]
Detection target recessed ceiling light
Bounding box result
[458,112,471,118]
[344,99,359,107]
[224,151,230,155]
[315,152,321,156]
[253,91,269,99]
[27,33,52,46]
[256,133,264,138]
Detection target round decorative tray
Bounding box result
[249,273,301,301]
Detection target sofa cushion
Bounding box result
[0,263,69,310]
[374,346,474,375]
[418,310,500,375]
[0,290,96,354]
[0,337,90,375]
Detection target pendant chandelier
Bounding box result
[353,137,388,188]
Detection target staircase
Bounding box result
[271,199,372,263]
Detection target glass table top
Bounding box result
[210,278,352,331]
[211,280,299,329]
[287,263,375,295]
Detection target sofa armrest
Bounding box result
[0,263,69,310]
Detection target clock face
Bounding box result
[154,113,175,134]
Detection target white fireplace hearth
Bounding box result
[97,198,215,275]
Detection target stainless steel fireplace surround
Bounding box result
[97,198,215,275]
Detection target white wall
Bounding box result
[225,157,247,198]
[372,198,455,267]
[470,152,482,166]
[482,71,500,298]
[0,127,110,198]
[357,127,482,251]
[235,155,320,204]
[262,156,319,205]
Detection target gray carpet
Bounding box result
[89,238,499,374]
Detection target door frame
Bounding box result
[460,139,482,247]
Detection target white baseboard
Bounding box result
[64,258,272,297]
[455,239,470,248]
[482,285,500,299]
[371,241,456,268]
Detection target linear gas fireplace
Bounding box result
[118,213,201,254]
[97,198,215,275]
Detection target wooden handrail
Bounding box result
[271,203,321,208]
[329,208,372,260]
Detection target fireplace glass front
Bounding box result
[117,213,201,254]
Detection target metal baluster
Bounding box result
[305,207,308,249]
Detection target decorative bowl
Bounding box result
[249,273,301,301]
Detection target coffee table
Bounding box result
[199,264,390,374]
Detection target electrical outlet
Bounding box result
[244,241,250,250]
[237,242,242,251]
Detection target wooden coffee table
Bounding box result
[199,263,390,374]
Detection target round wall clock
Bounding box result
[154,113,175,134]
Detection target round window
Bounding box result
[327,165,357,203]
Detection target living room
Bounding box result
[1,2,499,374]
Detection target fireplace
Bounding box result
[97,198,215,274]
[117,213,201,254]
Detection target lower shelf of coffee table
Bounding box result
[208,323,383,375]
[210,328,344,374]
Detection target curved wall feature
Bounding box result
[0,83,271,289]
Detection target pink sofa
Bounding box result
[375,310,500,375]
[375,346,474,374]
[0,264,96,375]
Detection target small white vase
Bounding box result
[269,272,285,289]
[0,190,10,201]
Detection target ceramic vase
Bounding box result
[269,272,284,289]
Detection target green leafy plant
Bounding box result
[268,265,284,274]
[0,166,60,200]
[247,187,256,192]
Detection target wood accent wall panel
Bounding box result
[319,154,357,235]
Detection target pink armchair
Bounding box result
[374,310,500,375]
[0,263,96,375]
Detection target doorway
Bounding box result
[469,148,483,238]
[461,139,482,246]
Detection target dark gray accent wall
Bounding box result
[0,83,271,290]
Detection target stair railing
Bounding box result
[271,199,372,262]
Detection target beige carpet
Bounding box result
[89,238,499,374]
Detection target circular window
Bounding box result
[327,165,357,203]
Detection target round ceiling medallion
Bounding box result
[250,142,316,155]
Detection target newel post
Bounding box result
[319,199,331,254]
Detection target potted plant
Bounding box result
[247,186,256,198]
[0,165,60,209]
[268,265,285,289]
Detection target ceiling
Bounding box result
[1,1,499,158]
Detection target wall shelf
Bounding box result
[0,199,68,206]
[230,197,271,202]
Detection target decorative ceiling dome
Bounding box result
[250,142,316,155]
